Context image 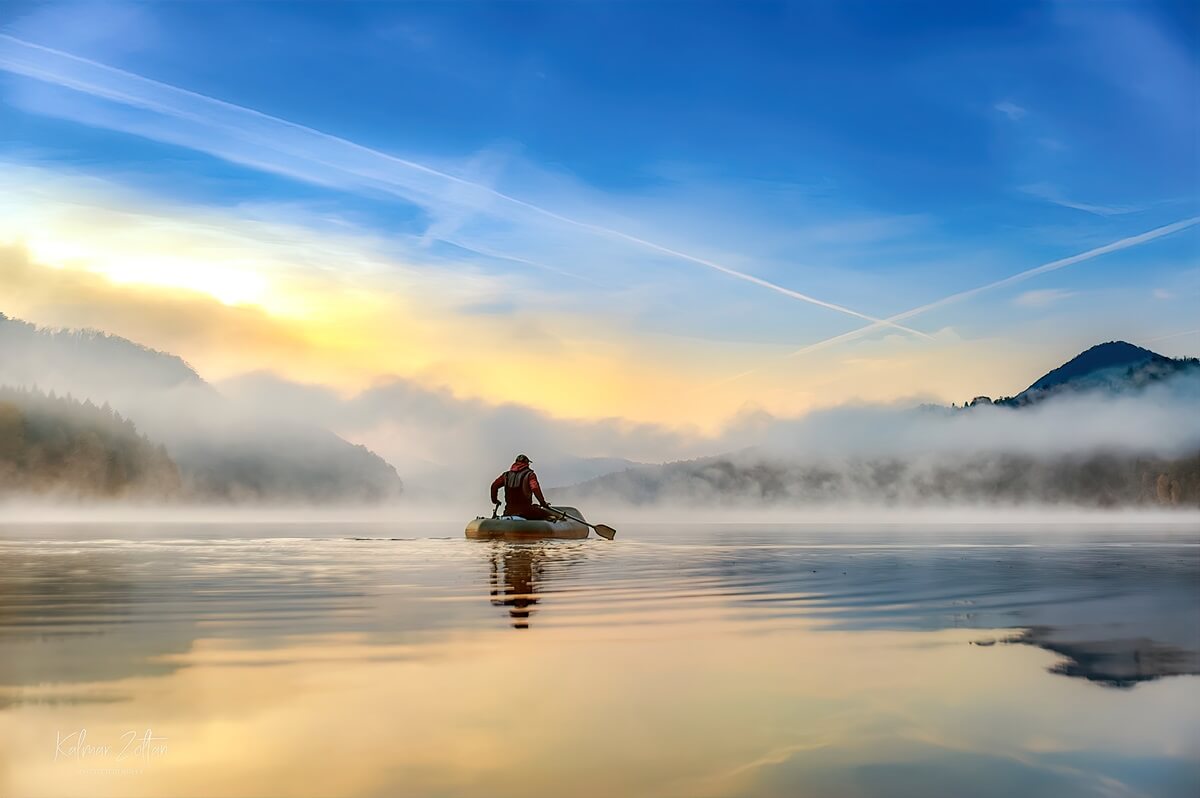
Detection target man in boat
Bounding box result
[491,454,556,520]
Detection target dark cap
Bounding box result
[515,454,531,464]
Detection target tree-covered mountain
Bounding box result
[1026,341,1164,392]
[172,420,403,504]
[0,312,208,396]
[567,342,1200,508]
[0,313,402,503]
[977,341,1200,408]
[0,386,182,500]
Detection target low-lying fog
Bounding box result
[2,311,1197,511]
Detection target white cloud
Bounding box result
[758,378,1200,459]
[1013,288,1077,308]
[1152,288,1173,300]
[994,100,1027,121]
[1019,182,1139,217]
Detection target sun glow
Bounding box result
[0,166,1054,431]
[31,240,272,308]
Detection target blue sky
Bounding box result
[0,0,1197,429]
[6,1,1194,203]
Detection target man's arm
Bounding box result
[490,474,505,504]
[529,473,549,507]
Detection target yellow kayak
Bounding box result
[465,506,590,540]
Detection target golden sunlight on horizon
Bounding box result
[0,173,1039,432]
[0,239,1034,431]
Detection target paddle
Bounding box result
[548,507,616,540]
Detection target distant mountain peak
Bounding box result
[993,340,1199,408]
[1025,341,1165,394]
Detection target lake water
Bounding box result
[1,522,1198,797]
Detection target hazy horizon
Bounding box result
[2,307,1198,507]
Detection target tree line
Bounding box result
[0,386,181,500]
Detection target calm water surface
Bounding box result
[1,522,1198,798]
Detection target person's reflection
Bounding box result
[482,541,592,629]
[489,545,542,629]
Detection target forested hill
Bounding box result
[0,386,182,500]
[991,341,1200,408]
[0,312,208,397]
[0,312,404,504]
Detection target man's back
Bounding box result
[490,454,553,520]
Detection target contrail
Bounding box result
[1144,328,1200,343]
[441,238,607,287]
[0,33,930,339]
[713,216,1200,386]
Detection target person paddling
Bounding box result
[491,454,555,520]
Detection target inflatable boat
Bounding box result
[465,506,591,540]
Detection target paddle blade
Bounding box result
[593,524,616,540]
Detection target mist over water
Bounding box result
[217,369,1200,504]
